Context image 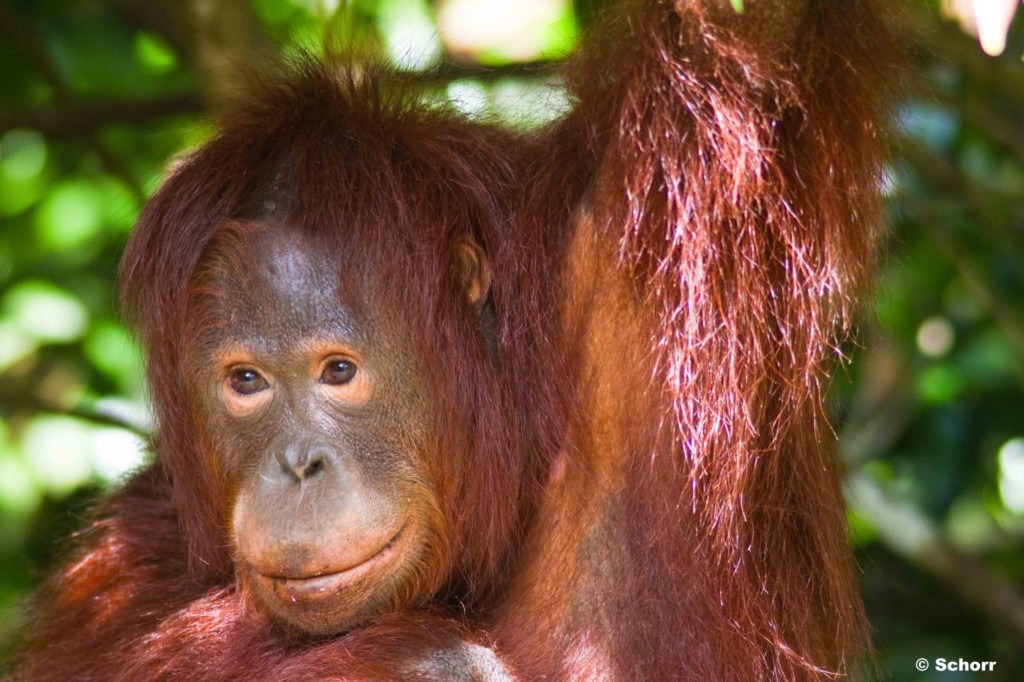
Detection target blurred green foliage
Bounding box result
[1,0,1023,678]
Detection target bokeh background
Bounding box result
[1,1,1023,678]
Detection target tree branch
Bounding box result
[410,59,564,85]
[840,339,1024,643]
[179,0,279,110]
[0,95,201,137]
[847,472,1024,645]
[0,390,150,437]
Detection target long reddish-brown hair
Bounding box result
[119,63,563,601]
[12,1,899,678]
[498,0,898,677]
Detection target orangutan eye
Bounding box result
[228,368,270,395]
[320,359,357,386]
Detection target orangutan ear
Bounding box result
[455,236,492,311]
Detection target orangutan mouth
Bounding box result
[259,523,410,605]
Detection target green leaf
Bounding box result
[134,32,179,75]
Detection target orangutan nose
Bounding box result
[275,442,332,482]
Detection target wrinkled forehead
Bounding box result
[192,222,362,349]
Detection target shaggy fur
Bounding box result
[9,1,897,679]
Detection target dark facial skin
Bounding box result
[186,224,462,636]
